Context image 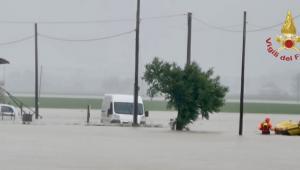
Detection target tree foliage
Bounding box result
[143,57,228,130]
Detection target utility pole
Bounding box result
[239,11,247,136]
[39,65,43,99]
[133,0,140,126]
[187,12,192,65]
[296,73,300,103]
[35,23,39,119]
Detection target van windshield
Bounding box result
[114,102,143,115]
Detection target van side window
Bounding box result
[1,106,14,113]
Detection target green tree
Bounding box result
[143,57,228,130]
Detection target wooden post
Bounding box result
[87,105,90,124]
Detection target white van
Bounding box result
[101,94,148,124]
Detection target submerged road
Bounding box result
[0,109,299,170]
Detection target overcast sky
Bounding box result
[0,0,300,100]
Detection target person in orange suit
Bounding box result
[259,117,272,135]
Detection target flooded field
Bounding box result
[0,109,299,170]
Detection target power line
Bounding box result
[40,13,185,24]
[193,17,243,33]
[193,13,300,33]
[247,23,287,33]
[0,19,134,24]
[247,14,300,32]
[38,29,135,42]
[0,14,184,25]
[38,18,135,24]
[247,23,279,32]
[0,21,34,24]
[141,13,185,21]
[0,35,34,46]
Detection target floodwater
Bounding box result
[0,109,299,170]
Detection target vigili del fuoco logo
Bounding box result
[266,10,300,62]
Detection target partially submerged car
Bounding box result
[274,120,300,135]
[0,104,17,120]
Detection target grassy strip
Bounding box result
[145,101,300,114]
[4,96,300,114]
[144,100,172,111]
[221,102,300,114]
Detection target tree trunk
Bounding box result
[175,110,184,131]
[175,121,184,130]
